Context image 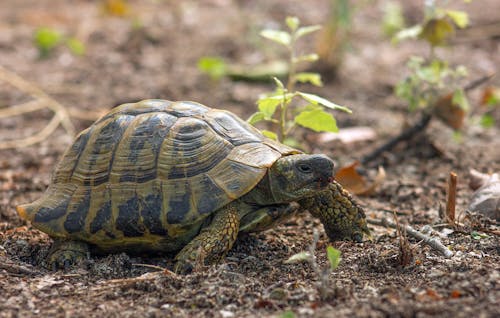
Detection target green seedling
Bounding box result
[34,28,62,58]
[34,27,86,58]
[197,56,227,81]
[248,16,351,145]
[361,1,478,165]
[279,311,296,318]
[396,57,469,112]
[393,1,471,130]
[477,87,500,128]
[285,230,342,300]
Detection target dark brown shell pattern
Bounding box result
[18,100,299,248]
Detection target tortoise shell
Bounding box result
[18,100,299,249]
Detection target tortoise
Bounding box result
[17,99,369,272]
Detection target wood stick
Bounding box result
[0,100,47,118]
[367,218,454,258]
[0,114,61,149]
[361,113,432,166]
[446,172,457,224]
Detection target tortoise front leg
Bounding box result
[174,203,239,274]
[298,181,370,242]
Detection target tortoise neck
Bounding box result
[242,172,279,205]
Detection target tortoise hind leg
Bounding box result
[174,203,239,274]
[48,240,90,270]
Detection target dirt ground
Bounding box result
[0,1,499,317]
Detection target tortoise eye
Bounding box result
[297,163,313,173]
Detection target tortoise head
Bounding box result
[268,154,334,203]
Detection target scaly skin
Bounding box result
[174,203,240,273]
[298,181,370,242]
[48,240,90,270]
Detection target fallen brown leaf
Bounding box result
[433,93,466,129]
[335,161,385,196]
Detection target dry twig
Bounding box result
[0,65,102,149]
[0,256,41,276]
[446,172,458,224]
[367,217,454,258]
[0,65,75,148]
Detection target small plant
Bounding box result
[248,16,351,145]
[34,27,86,58]
[197,56,227,81]
[362,1,478,165]
[393,1,471,129]
[477,87,500,128]
[279,310,296,318]
[285,230,342,300]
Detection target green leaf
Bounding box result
[452,89,470,111]
[284,251,311,264]
[257,97,281,118]
[471,231,489,240]
[479,114,495,128]
[419,18,455,46]
[295,109,338,132]
[260,29,291,47]
[34,27,62,56]
[65,37,85,55]
[197,56,227,80]
[297,92,351,113]
[272,76,285,90]
[326,246,341,270]
[294,72,323,86]
[279,310,296,318]
[247,112,266,125]
[293,53,319,63]
[295,25,322,39]
[262,130,278,140]
[445,10,469,28]
[286,16,300,31]
[392,24,422,43]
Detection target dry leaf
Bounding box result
[433,93,466,129]
[102,0,130,17]
[450,290,462,298]
[480,86,500,106]
[335,161,386,196]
